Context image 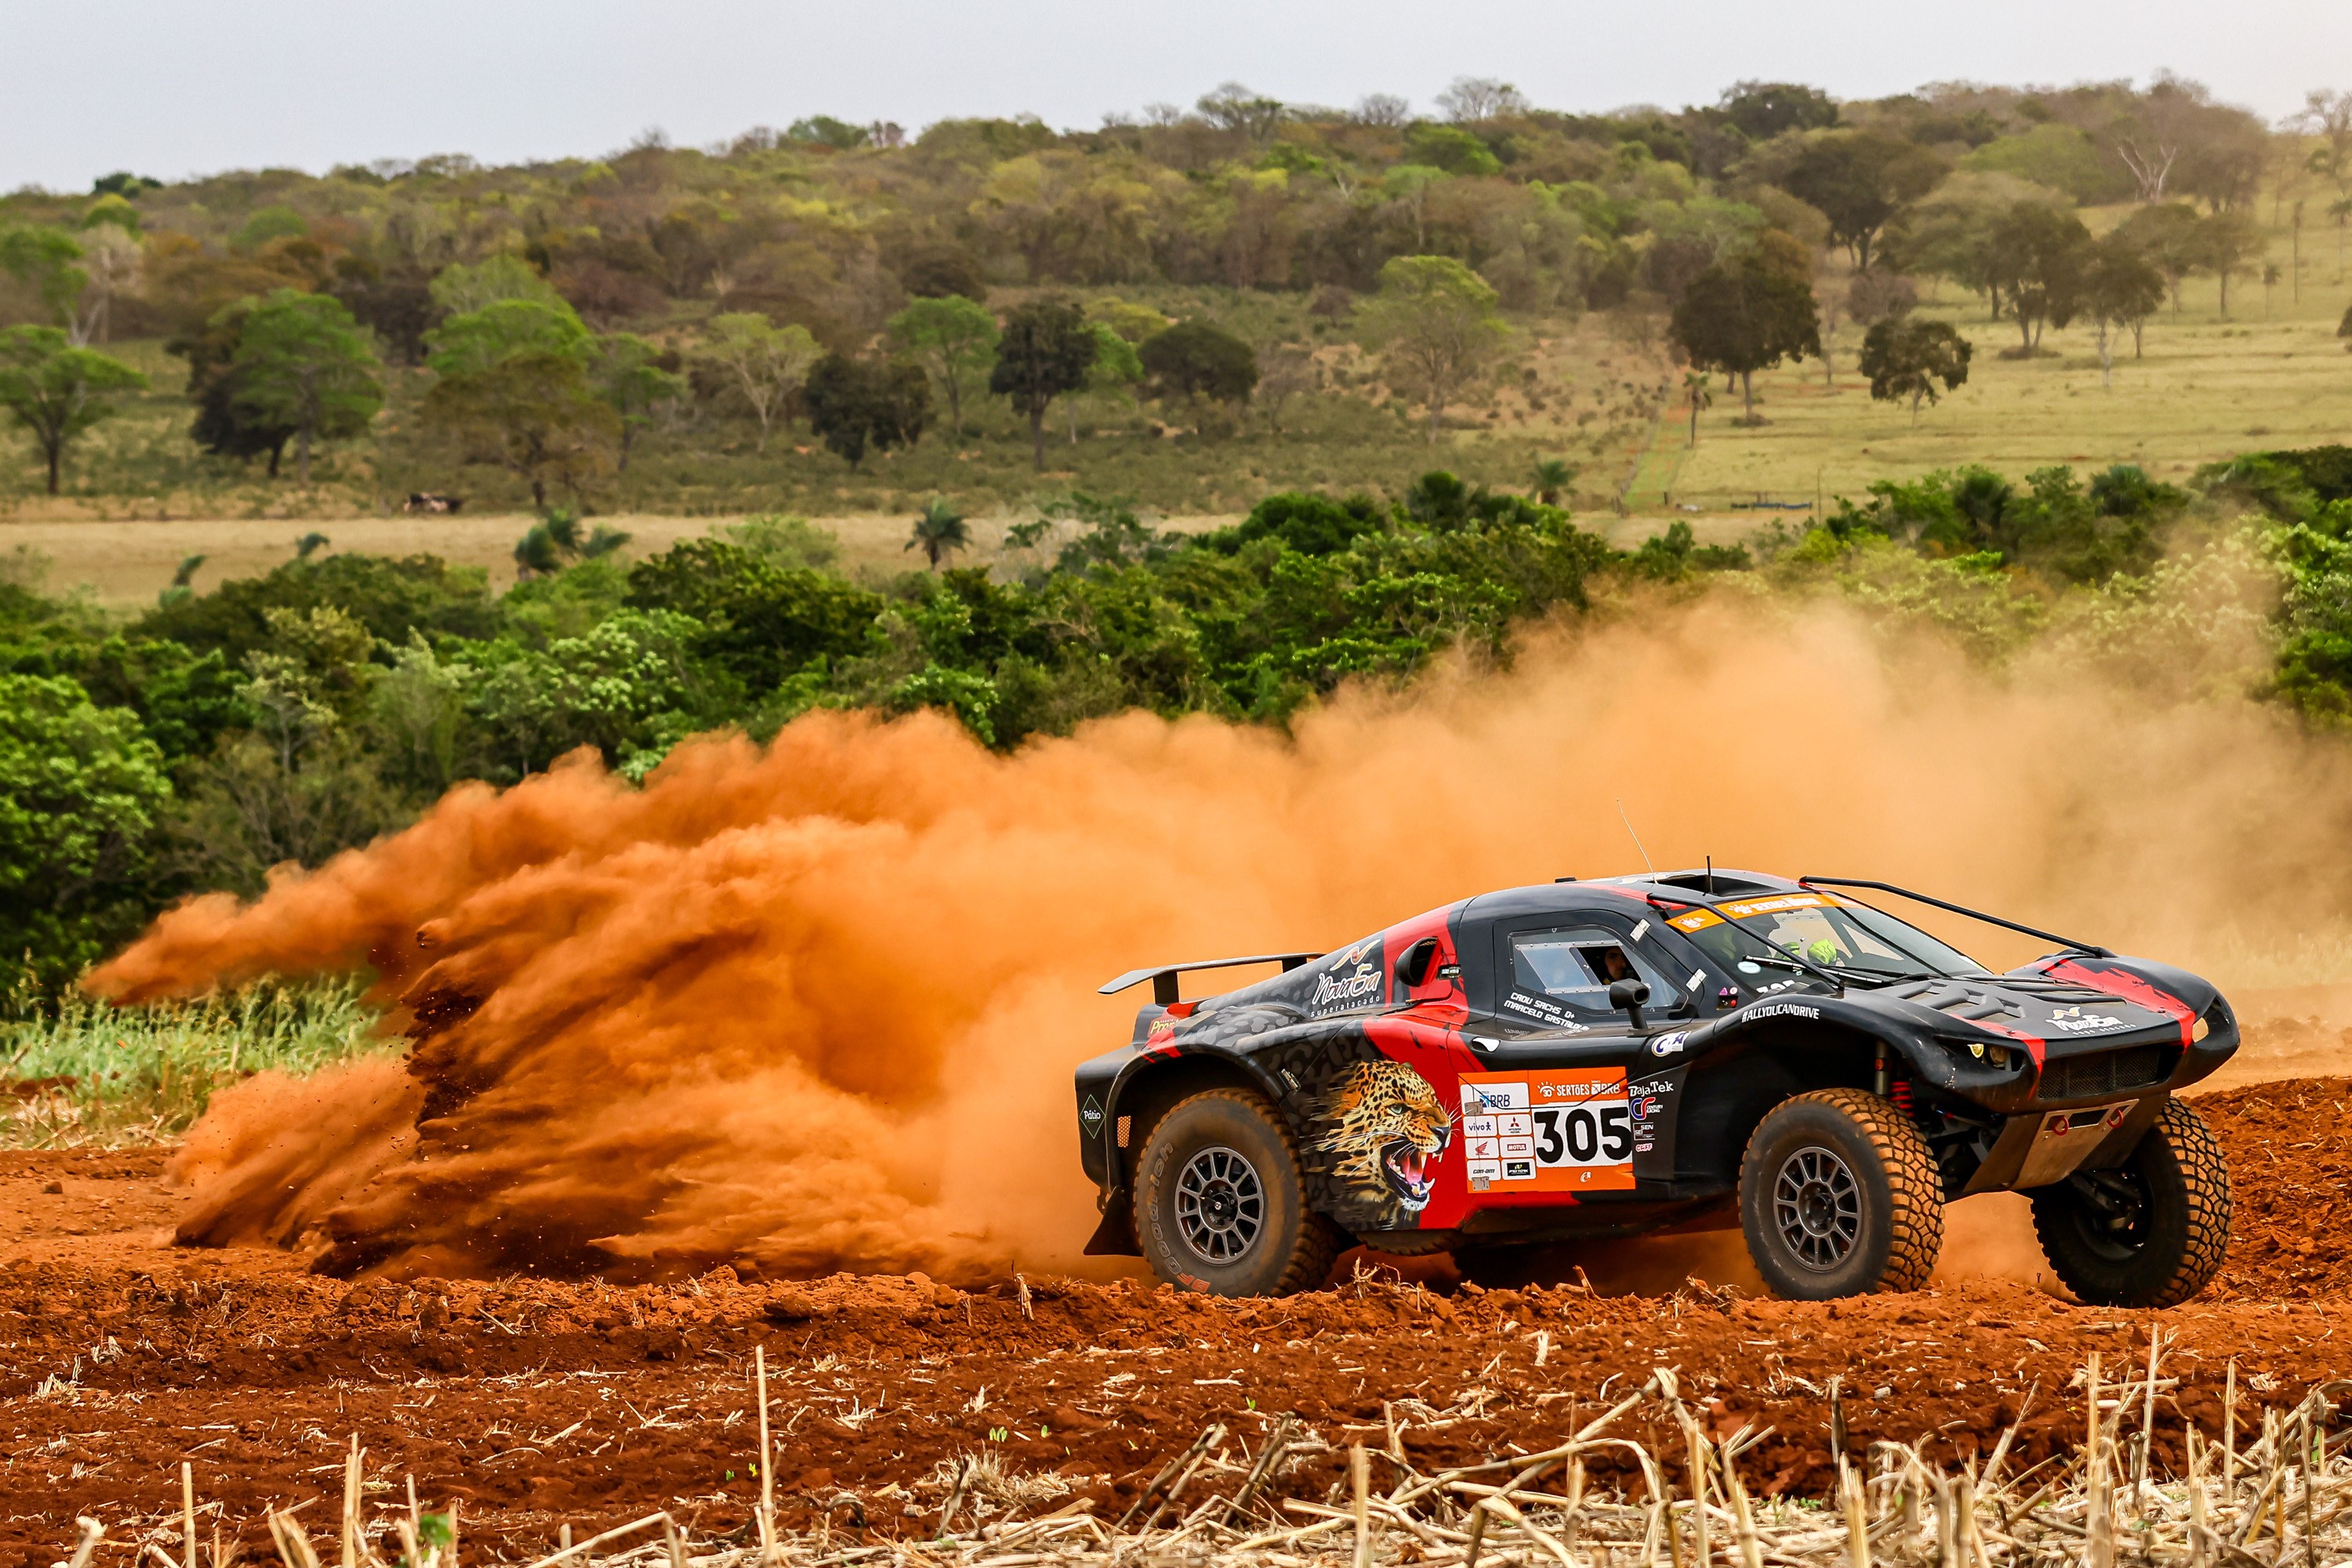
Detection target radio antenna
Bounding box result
[1616,799,1655,874]
[1706,854,1715,894]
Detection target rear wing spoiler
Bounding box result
[1098,951,1323,1006]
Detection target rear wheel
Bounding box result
[1134,1088,1343,1296]
[1739,1089,1944,1299]
[2031,1097,2230,1308]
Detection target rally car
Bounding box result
[1073,870,2237,1305]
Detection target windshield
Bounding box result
[1664,892,1987,989]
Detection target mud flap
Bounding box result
[1083,1190,1140,1257]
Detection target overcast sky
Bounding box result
[8,0,2347,192]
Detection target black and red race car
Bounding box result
[1074,869,2237,1305]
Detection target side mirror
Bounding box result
[1395,938,1438,989]
[1608,977,1651,1029]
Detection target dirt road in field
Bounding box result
[0,1072,2347,1564]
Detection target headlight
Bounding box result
[2192,1014,2211,1044]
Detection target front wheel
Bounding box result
[1134,1088,1343,1296]
[1739,1088,1944,1300]
[2031,1097,2230,1308]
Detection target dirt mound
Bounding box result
[2191,1074,2352,1298]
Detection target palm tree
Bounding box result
[1681,372,1714,447]
[906,498,971,570]
[1529,458,1577,506]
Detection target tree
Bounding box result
[1139,320,1258,406]
[425,296,593,377]
[989,298,1096,470]
[172,297,296,475]
[2113,202,2205,315]
[593,333,685,471]
[803,354,930,470]
[906,499,971,569]
[0,673,172,989]
[1984,204,2091,354]
[1859,319,1973,420]
[1680,370,1713,445]
[1435,76,1530,124]
[693,313,820,449]
[1667,250,1820,423]
[1529,458,1577,504]
[424,354,616,513]
[898,243,989,301]
[0,227,87,333]
[514,510,631,578]
[2301,90,2352,281]
[1360,256,1509,443]
[2191,210,2267,318]
[2077,235,2167,379]
[1715,81,1841,141]
[886,295,998,435]
[1782,130,1948,273]
[226,290,384,485]
[0,326,147,494]
[428,254,560,318]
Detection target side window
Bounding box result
[1501,924,1685,1029]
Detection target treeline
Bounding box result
[0,75,2347,506]
[7,444,2352,994]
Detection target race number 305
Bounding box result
[1456,1069,1635,1193]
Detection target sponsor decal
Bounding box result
[1462,1115,1497,1138]
[2047,1006,2132,1034]
[1650,1031,1690,1056]
[1503,990,1592,1029]
[1631,919,1652,942]
[1310,940,1386,1016]
[1080,1095,1105,1134]
[1629,1077,1675,1097]
[1457,1067,1635,1192]
[1717,893,1848,920]
[1146,1016,1178,1045]
[1667,909,1724,934]
[1746,1002,1821,1021]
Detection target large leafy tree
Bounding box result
[803,354,930,470]
[172,296,297,475]
[1781,130,1947,273]
[0,325,147,494]
[886,296,998,436]
[1360,256,1508,443]
[1984,203,2091,354]
[692,313,820,450]
[990,298,1097,470]
[1666,248,1820,423]
[424,299,615,511]
[1140,320,1259,407]
[2077,234,2167,379]
[227,289,385,484]
[0,673,172,989]
[1858,319,1973,420]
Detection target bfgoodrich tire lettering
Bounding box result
[1739,1088,1944,1300]
[2030,1096,2230,1308]
[1134,1088,1344,1297]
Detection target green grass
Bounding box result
[0,976,391,1148]
[1639,237,2352,517]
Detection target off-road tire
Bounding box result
[1739,1088,1944,1300]
[1134,1088,1344,1297]
[2030,1097,2230,1308]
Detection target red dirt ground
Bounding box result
[0,1077,2345,1564]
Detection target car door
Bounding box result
[1457,913,1698,1197]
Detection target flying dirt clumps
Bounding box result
[91,597,2352,1283]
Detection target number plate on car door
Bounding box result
[1457,1069,1635,1192]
